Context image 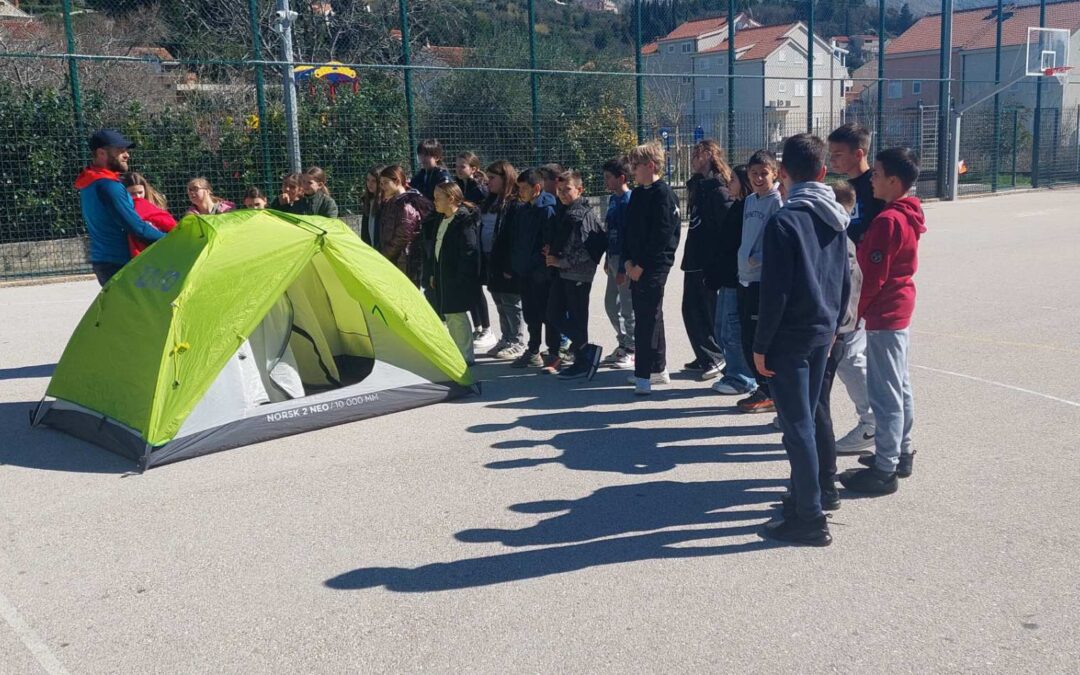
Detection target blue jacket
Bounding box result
[510,191,557,282]
[605,189,630,259]
[75,168,165,265]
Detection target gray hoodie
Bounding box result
[738,184,782,285]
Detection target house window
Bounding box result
[778,81,787,93]
[682,77,692,84]
[717,86,725,96]
[700,88,711,101]
[888,81,902,99]
[912,80,922,95]
[667,44,675,54]
[813,82,823,97]
[794,82,805,96]
[778,49,787,62]
[682,42,692,53]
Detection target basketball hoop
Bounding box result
[1044,65,1072,85]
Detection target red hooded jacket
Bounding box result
[857,196,926,330]
[128,197,177,256]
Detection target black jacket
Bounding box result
[510,192,557,283]
[457,176,488,205]
[271,191,339,218]
[683,174,733,272]
[422,205,482,316]
[704,198,745,290]
[549,197,606,283]
[486,198,523,294]
[622,180,681,275]
[411,167,453,201]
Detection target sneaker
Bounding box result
[839,467,898,494]
[486,338,509,357]
[762,515,832,547]
[698,363,723,381]
[634,378,652,396]
[711,379,752,395]
[683,359,705,371]
[584,344,603,380]
[559,335,572,355]
[602,346,626,364]
[835,422,876,454]
[494,342,524,360]
[473,327,498,350]
[561,350,576,367]
[510,350,543,368]
[609,349,635,370]
[858,452,915,478]
[737,389,776,414]
[557,359,590,380]
[541,353,562,374]
[627,370,670,385]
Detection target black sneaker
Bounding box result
[683,359,705,371]
[762,515,832,546]
[897,452,915,478]
[839,467,898,494]
[737,389,776,414]
[584,344,603,381]
[779,492,840,520]
[510,350,543,369]
[556,359,590,380]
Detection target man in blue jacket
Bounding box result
[74,129,165,285]
[753,133,851,546]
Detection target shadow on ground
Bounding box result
[325,478,785,592]
[0,401,132,474]
[0,363,55,380]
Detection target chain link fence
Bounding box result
[1,0,1079,280]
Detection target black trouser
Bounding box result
[813,339,843,497]
[631,270,669,379]
[737,282,770,396]
[92,262,124,286]
[681,270,723,367]
[547,277,592,355]
[521,276,558,354]
[469,287,491,330]
[769,342,830,521]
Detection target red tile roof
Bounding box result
[641,41,658,55]
[423,45,467,67]
[888,2,1080,55]
[661,16,728,41]
[696,23,799,61]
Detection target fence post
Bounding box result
[1032,0,1046,188]
[1011,108,1018,187]
[398,0,417,173]
[635,0,645,144]
[876,0,885,155]
[272,0,302,174]
[727,0,736,162]
[248,0,274,193]
[61,0,86,159]
[528,0,542,163]
[1050,107,1060,183]
[937,0,954,199]
[1075,104,1079,181]
[807,0,814,134]
[991,0,1003,192]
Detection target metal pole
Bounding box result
[937,0,954,199]
[529,0,542,163]
[1011,109,1018,186]
[807,0,815,134]
[991,0,1003,192]
[399,0,417,173]
[727,0,736,162]
[249,0,274,192]
[1032,0,1046,188]
[61,0,86,159]
[635,0,645,144]
[273,0,302,174]
[876,0,885,155]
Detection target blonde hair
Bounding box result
[628,142,664,171]
[434,180,466,207]
[187,177,224,205]
[122,172,167,209]
[831,180,857,213]
[692,139,734,184]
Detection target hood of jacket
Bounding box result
[784,181,850,232]
[74,166,120,190]
[884,196,927,238]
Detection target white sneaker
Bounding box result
[473,328,498,350]
[835,422,876,454]
[609,349,635,370]
[634,378,652,396]
[699,363,723,381]
[711,380,749,395]
[602,346,625,363]
[495,342,526,360]
[627,370,670,386]
[486,338,508,357]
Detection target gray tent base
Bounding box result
[33,380,475,470]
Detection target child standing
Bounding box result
[411,139,453,201]
[841,147,925,494]
[359,166,385,248]
[300,166,339,218]
[600,156,635,370]
[736,150,783,413]
[422,182,482,365]
[377,165,432,287]
[481,160,527,359]
[622,142,681,396]
[754,134,850,546]
[455,152,494,349]
[547,170,606,381]
[509,169,558,369]
[682,139,733,381]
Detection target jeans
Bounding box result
[865,328,915,473]
[631,270,669,379]
[92,262,124,286]
[548,278,592,355]
[813,340,843,497]
[445,312,475,364]
[604,256,635,351]
[737,282,770,396]
[491,291,524,346]
[835,327,875,427]
[681,271,723,367]
[768,342,830,521]
[713,287,757,392]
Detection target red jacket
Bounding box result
[128,197,177,257]
[857,196,926,330]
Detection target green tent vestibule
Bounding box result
[32,210,476,470]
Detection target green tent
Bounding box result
[32,210,476,469]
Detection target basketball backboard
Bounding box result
[1026,27,1071,78]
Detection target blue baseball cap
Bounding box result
[89,128,135,152]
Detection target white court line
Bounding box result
[0,588,70,675]
[913,365,1080,408]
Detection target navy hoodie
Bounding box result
[510,191,557,282]
[753,181,851,355]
